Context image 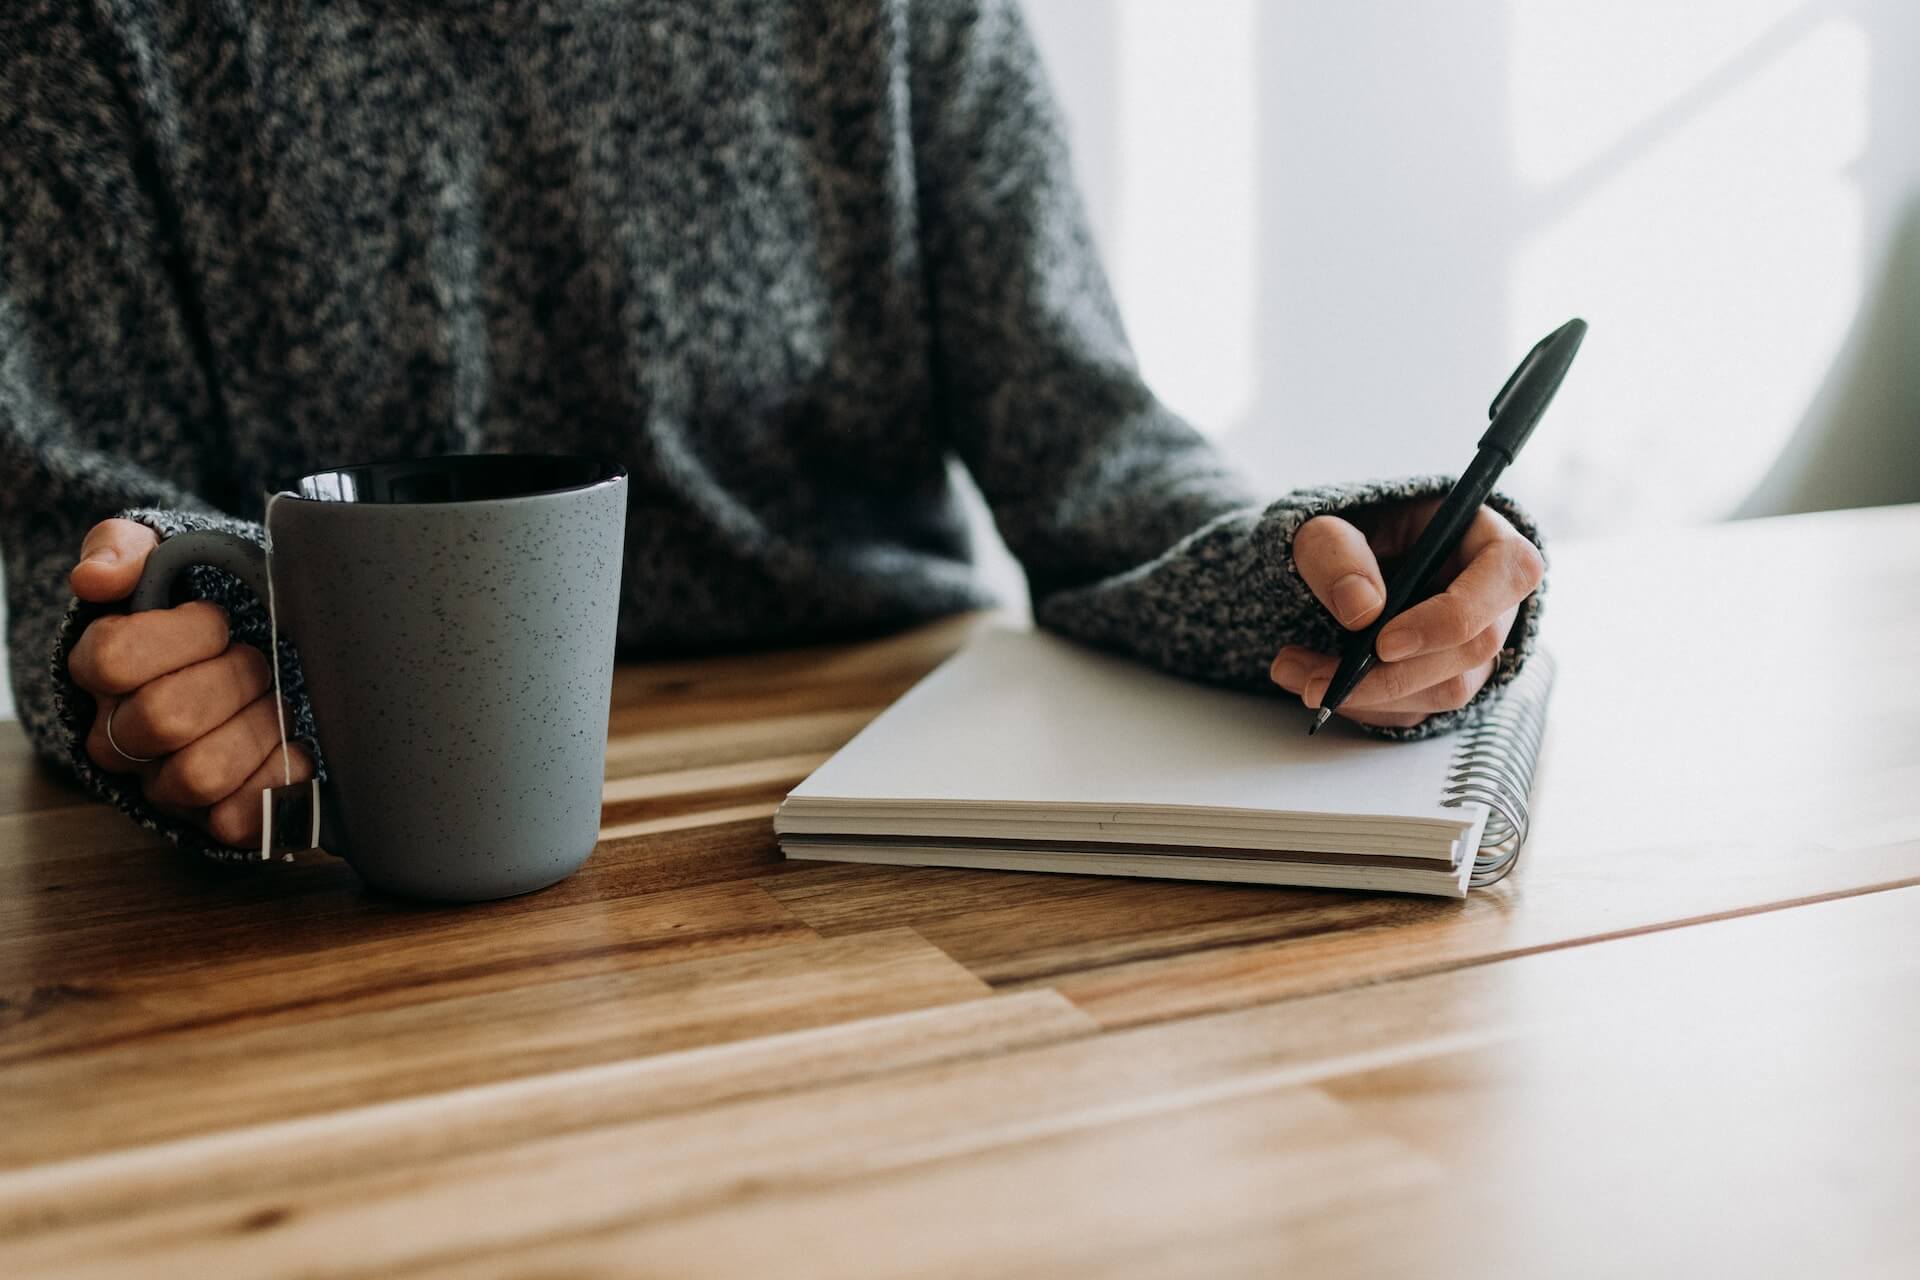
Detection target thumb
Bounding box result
[69,519,160,603]
[1292,514,1387,631]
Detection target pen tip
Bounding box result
[1308,708,1333,736]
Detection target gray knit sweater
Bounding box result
[1,0,1541,859]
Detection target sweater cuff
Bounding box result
[1251,474,1547,741]
[47,508,322,863]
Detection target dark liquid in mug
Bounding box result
[294,455,623,505]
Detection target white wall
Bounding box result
[1024,0,1920,536]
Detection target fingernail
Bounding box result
[1330,574,1379,627]
[1303,678,1326,708]
[1378,626,1421,662]
[1270,654,1302,686]
[83,546,120,567]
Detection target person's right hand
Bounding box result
[65,518,316,848]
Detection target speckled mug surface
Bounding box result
[130,455,629,902]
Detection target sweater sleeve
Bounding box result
[1,16,317,858]
[905,0,1542,738]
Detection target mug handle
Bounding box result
[130,531,336,857]
[130,531,271,613]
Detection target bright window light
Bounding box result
[1505,9,1868,527]
[1111,0,1258,438]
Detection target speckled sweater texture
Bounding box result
[2,0,1542,860]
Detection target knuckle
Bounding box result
[1468,627,1504,665]
[167,751,233,807]
[95,615,169,689]
[138,691,200,753]
[206,801,259,849]
[94,630,139,686]
[72,616,127,688]
[66,643,98,691]
[1439,674,1474,709]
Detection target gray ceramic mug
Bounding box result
[130,455,630,902]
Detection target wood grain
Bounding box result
[10,884,1914,1279]
[0,926,991,1166]
[0,879,814,1063]
[0,505,1916,1277]
[0,989,1096,1238]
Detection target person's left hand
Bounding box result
[1269,500,1544,730]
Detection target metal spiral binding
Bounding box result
[1441,651,1556,887]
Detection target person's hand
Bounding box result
[65,518,316,847]
[1270,500,1544,730]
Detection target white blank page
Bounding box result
[790,628,1470,826]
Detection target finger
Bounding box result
[1376,519,1542,661]
[109,644,273,759]
[145,694,288,809]
[84,693,148,774]
[1269,645,1335,694]
[1271,649,1444,729]
[1272,635,1486,705]
[1326,657,1498,716]
[68,602,230,695]
[69,519,160,603]
[1292,516,1387,630]
[1296,625,1507,710]
[1332,708,1431,731]
[204,742,317,849]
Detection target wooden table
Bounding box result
[2,504,1917,1278]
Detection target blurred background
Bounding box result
[1017,0,1920,537]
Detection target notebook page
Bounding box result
[791,628,1469,825]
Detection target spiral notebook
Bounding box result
[775,628,1554,897]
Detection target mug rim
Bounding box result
[279,453,628,507]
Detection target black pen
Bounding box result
[1309,317,1586,734]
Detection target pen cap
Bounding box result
[1481,318,1586,461]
